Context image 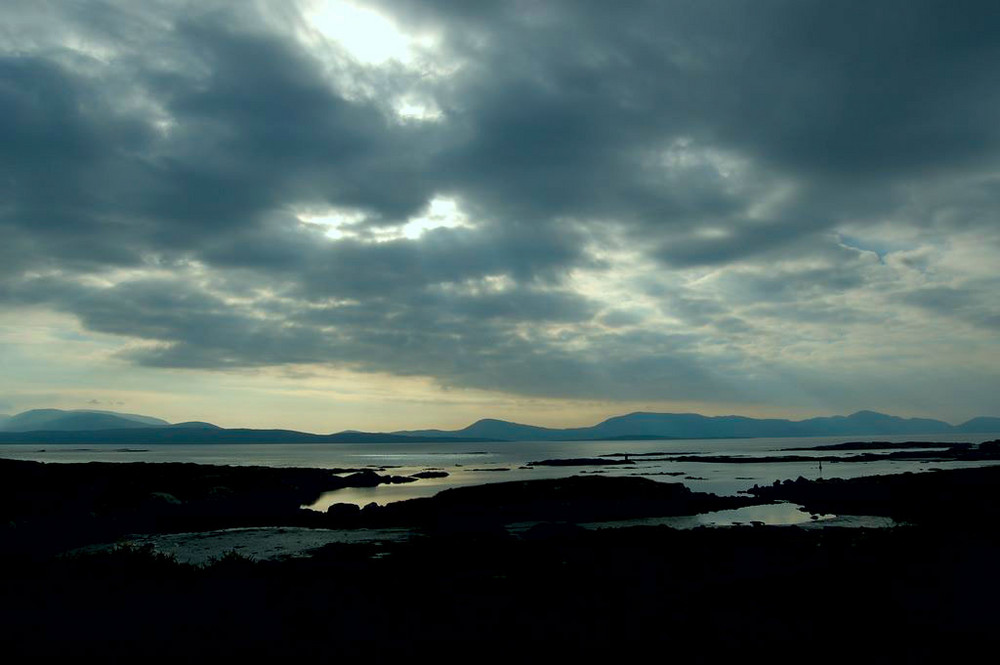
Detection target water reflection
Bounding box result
[97,503,899,566]
[4,432,998,510]
[571,502,841,530]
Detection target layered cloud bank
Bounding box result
[1,1,998,427]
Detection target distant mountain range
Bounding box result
[0,409,490,444]
[397,410,1000,440]
[0,408,997,444]
[0,409,170,432]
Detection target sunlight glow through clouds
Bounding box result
[393,96,443,122]
[3,0,999,429]
[398,197,470,239]
[300,196,472,241]
[302,0,436,66]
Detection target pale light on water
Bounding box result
[42,433,983,563]
[574,502,839,530]
[3,432,998,509]
[94,502,897,565]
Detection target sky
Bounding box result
[1,0,998,432]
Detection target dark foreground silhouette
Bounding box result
[5,520,999,662]
[747,462,1000,524]
[0,458,759,556]
[3,458,1000,662]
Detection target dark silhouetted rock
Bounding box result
[343,470,383,487]
[326,503,362,520]
[410,471,450,479]
[369,475,760,528]
[522,521,588,541]
[528,458,635,467]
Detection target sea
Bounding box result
[4,431,997,508]
[14,432,997,563]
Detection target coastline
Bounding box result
[4,454,1000,660]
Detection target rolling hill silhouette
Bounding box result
[0,408,995,444]
[1,409,169,432]
[397,410,989,441]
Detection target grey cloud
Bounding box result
[597,309,648,328]
[0,0,998,412]
[712,265,870,305]
[196,220,594,301]
[659,295,726,327]
[901,283,1000,331]
[744,301,887,327]
[7,270,739,402]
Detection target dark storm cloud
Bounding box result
[155,18,438,224]
[10,272,729,401]
[0,55,153,271]
[0,7,439,265]
[200,220,593,298]
[382,0,1000,182]
[1,0,998,406]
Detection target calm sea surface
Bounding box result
[19,433,998,560]
[3,432,998,508]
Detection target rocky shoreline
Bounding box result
[3,455,1000,661]
[0,457,765,557]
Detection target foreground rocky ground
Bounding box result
[0,458,760,556]
[3,456,1000,662]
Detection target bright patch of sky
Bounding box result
[392,96,443,122]
[302,0,436,66]
[301,196,472,242]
